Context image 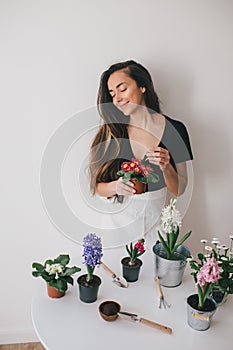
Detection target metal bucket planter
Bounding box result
[210,288,228,305]
[187,294,217,331]
[152,241,190,287]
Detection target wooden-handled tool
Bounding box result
[139,317,172,334]
[101,262,128,288]
[118,311,172,334]
[154,276,171,308]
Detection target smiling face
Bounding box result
[107,69,146,116]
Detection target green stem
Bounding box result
[86,265,94,282]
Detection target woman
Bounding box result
[89,60,193,247]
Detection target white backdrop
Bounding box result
[0,0,233,344]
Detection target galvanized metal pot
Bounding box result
[186,294,217,331]
[152,241,190,287]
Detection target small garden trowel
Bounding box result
[101,262,128,288]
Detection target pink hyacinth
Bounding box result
[197,257,220,287]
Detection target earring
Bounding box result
[141,87,146,93]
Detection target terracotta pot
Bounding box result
[130,178,146,194]
[98,300,121,321]
[121,257,143,282]
[46,283,65,298]
[77,274,102,303]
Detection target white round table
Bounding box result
[31,246,233,350]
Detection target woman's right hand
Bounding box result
[116,177,136,196]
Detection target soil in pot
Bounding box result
[46,283,65,298]
[99,301,121,321]
[121,257,143,282]
[77,274,101,303]
[188,294,216,312]
[130,178,146,194]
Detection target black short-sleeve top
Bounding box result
[116,115,193,192]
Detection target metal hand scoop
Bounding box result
[101,262,128,288]
[98,301,172,334]
[154,276,171,309]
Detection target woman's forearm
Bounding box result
[96,181,117,198]
[163,163,187,196]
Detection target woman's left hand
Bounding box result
[146,146,170,172]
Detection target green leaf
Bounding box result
[168,232,176,252]
[32,263,44,271]
[63,266,81,276]
[157,231,171,259]
[136,250,145,258]
[61,276,73,285]
[54,254,70,266]
[32,271,42,277]
[44,259,53,266]
[49,279,67,292]
[172,231,192,253]
[203,283,213,302]
[117,170,125,176]
[197,284,204,308]
[148,173,159,183]
[197,253,204,261]
[121,172,134,183]
[126,244,131,257]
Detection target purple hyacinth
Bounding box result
[83,233,103,268]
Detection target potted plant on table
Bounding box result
[152,198,192,287]
[199,236,233,304]
[121,238,145,282]
[32,254,81,298]
[77,233,103,303]
[187,253,220,330]
[117,157,159,194]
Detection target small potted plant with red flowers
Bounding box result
[77,233,103,303]
[117,157,159,194]
[121,239,145,282]
[187,254,220,330]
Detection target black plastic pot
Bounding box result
[121,257,142,282]
[77,274,101,303]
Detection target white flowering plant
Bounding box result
[157,198,192,259]
[197,236,233,295]
[32,254,81,292]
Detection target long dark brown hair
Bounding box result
[89,60,161,199]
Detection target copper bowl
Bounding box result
[98,300,121,321]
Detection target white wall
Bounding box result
[1,0,233,344]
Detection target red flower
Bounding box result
[135,239,145,253]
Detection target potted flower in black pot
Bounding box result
[187,253,220,331]
[77,233,103,303]
[121,238,145,282]
[32,254,81,298]
[152,198,192,287]
[199,236,233,305]
[117,157,159,194]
